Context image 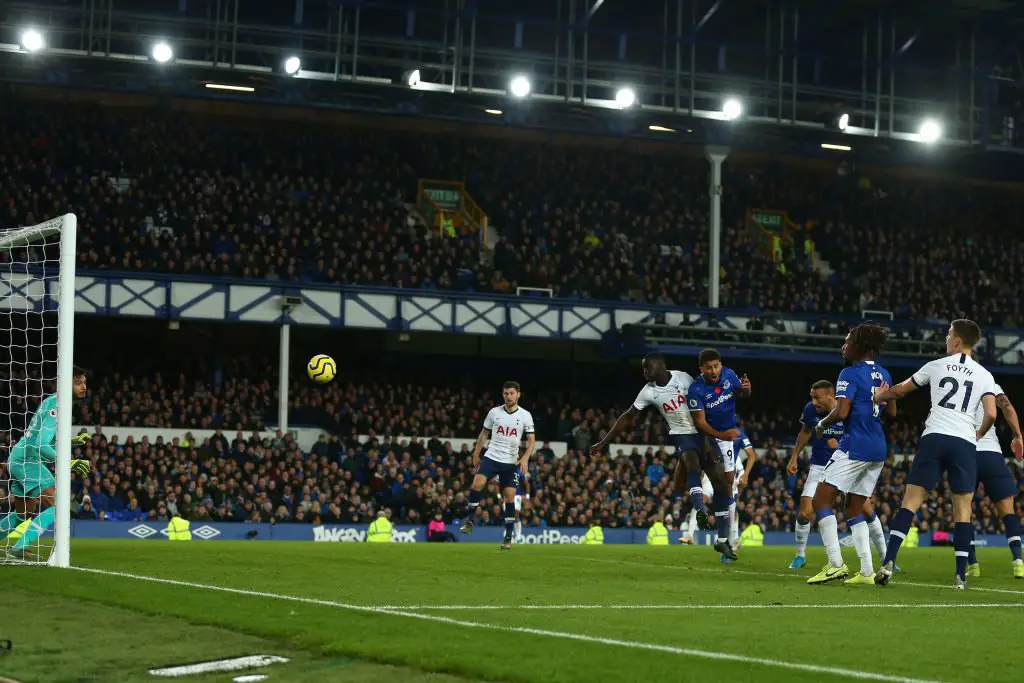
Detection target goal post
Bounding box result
[0,213,77,568]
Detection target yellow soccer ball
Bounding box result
[307,354,337,384]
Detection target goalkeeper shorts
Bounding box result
[7,453,55,498]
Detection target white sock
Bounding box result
[818,514,844,568]
[687,508,698,538]
[867,516,887,559]
[851,519,873,576]
[795,520,811,558]
[729,502,738,545]
[514,520,522,538]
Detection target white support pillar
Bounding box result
[704,145,730,309]
[278,323,290,432]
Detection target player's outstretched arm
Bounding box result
[815,398,850,436]
[873,379,916,403]
[996,394,1024,460]
[590,406,638,455]
[739,373,752,397]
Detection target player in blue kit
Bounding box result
[687,348,751,561]
[787,380,893,571]
[806,324,894,585]
[873,320,998,589]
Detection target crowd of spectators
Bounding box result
[1,102,1023,326]
[4,358,1021,537]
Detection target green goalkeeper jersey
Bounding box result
[11,393,59,464]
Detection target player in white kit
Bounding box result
[460,381,536,550]
[592,354,728,534]
[873,320,997,588]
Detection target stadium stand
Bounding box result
[1,103,1021,324]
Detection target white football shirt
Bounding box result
[482,406,535,465]
[912,353,997,444]
[633,370,698,435]
[976,382,1005,453]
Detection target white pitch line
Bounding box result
[373,603,1024,610]
[558,555,1024,596]
[69,566,942,683]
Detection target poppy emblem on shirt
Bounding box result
[715,387,722,394]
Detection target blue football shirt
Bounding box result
[800,401,845,467]
[835,361,892,462]
[687,367,742,432]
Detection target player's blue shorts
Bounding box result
[907,434,977,494]
[477,456,519,489]
[7,452,55,499]
[976,450,1017,501]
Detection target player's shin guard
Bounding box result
[954,522,972,581]
[1003,514,1023,562]
[503,502,515,541]
[713,494,731,544]
[0,511,23,540]
[12,506,55,550]
[794,519,811,558]
[849,514,873,576]
[883,507,914,566]
[467,490,482,520]
[816,508,843,568]
[687,471,706,512]
[865,512,887,559]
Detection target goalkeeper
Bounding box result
[1,367,90,559]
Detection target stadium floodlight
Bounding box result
[404,69,421,87]
[837,113,849,131]
[20,29,45,52]
[918,118,942,144]
[284,56,301,75]
[484,109,503,115]
[509,74,532,98]
[649,124,675,132]
[615,87,637,109]
[722,97,743,121]
[151,42,173,63]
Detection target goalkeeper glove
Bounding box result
[71,433,92,447]
[71,459,91,476]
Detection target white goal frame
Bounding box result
[0,213,77,568]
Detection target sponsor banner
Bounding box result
[67,522,1012,548]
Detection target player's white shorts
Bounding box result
[713,438,736,472]
[800,464,826,499]
[821,450,883,498]
[514,494,529,512]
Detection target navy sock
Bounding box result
[1004,514,1023,562]
[884,507,914,566]
[468,490,482,520]
[713,494,731,543]
[954,522,972,581]
[968,528,977,565]
[503,502,515,540]
[686,471,706,513]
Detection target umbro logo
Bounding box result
[128,524,157,539]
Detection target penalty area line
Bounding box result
[70,565,941,683]
[375,603,1024,610]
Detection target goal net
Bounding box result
[0,214,77,568]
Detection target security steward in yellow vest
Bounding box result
[581,521,604,545]
[740,521,764,547]
[647,517,669,546]
[367,510,393,543]
[166,515,191,541]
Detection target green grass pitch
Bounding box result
[3,541,1023,683]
